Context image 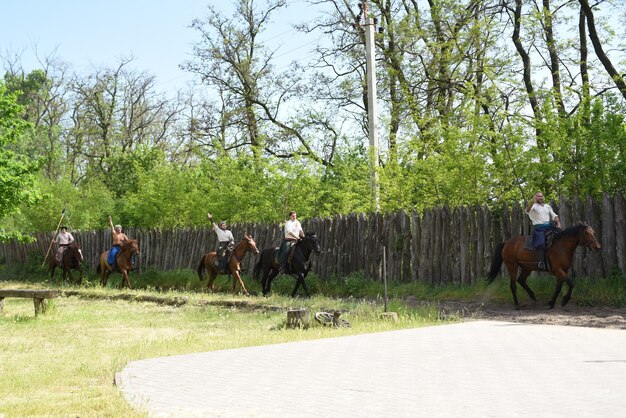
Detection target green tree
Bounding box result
[0,81,42,240]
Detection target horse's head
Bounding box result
[581,224,601,252]
[244,235,260,255]
[303,232,321,254]
[70,241,84,262]
[124,239,140,255]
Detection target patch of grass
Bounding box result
[0,280,457,416]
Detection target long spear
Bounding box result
[42,209,66,268]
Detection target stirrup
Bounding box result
[537,261,545,270]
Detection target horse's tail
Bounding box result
[486,242,505,284]
[253,256,262,282]
[96,263,101,275]
[197,255,206,280]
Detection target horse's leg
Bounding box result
[121,270,132,289]
[101,269,111,287]
[207,271,217,292]
[561,276,574,306]
[504,260,521,310]
[300,275,310,298]
[232,270,249,296]
[291,273,309,298]
[262,269,280,297]
[516,269,536,303]
[548,278,564,309]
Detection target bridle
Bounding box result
[583,226,600,250]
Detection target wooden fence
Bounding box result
[1,193,625,284]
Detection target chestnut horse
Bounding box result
[97,239,140,289]
[49,241,84,283]
[197,235,260,296]
[487,223,601,310]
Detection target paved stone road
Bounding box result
[117,321,626,417]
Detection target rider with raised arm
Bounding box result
[277,211,305,272]
[107,216,129,267]
[525,191,561,270]
[207,213,235,272]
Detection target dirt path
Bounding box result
[419,299,626,329]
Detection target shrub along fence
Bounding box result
[1,193,624,284]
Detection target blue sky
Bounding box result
[1,0,322,95]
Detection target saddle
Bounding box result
[524,229,556,250]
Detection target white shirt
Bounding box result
[284,219,303,240]
[56,231,74,245]
[525,203,557,225]
[212,224,234,243]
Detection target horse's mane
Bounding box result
[122,239,138,249]
[553,223,589,242]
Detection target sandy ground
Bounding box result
[412,298,626,329]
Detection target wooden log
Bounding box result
[287,308,311,329]
[0,289,59,316]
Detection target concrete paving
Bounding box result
[117,321,626,418]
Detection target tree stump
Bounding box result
[380,312,398,322]
[287,308,311,329]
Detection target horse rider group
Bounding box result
[53,216,134,269]
[207,210,304,274]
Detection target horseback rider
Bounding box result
[55,226,75,263]
[277,211,305,272]
[107,216,129,267]
[525,192,561,270]
[207,213,235,272]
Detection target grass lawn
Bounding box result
[0,281,448,417]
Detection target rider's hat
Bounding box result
[219,221,227,227]
[60,225,68,230]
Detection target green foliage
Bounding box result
[11,176,115,232]
[0,81,43,241]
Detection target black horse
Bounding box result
[49,241,84,284]
[253,232,321,297]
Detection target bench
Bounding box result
[0,289,60,316]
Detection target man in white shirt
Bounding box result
[207,213,235,271]
[277,211,305,271]
[525,192,561,269]
[55,226,75,263]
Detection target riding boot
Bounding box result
[536,248,546,271]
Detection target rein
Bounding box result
[583,226,600,249]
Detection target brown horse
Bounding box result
[97,239,140,289]
[49,241,84,283]
[197,235,260,296]
[487,223,601,309]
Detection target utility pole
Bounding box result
[360,1,380,211]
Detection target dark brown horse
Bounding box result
[487,223,601,309]
[253,232,321,297]
[97,239,140,289]
[49,241,84,283]
[197,235,260,296]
